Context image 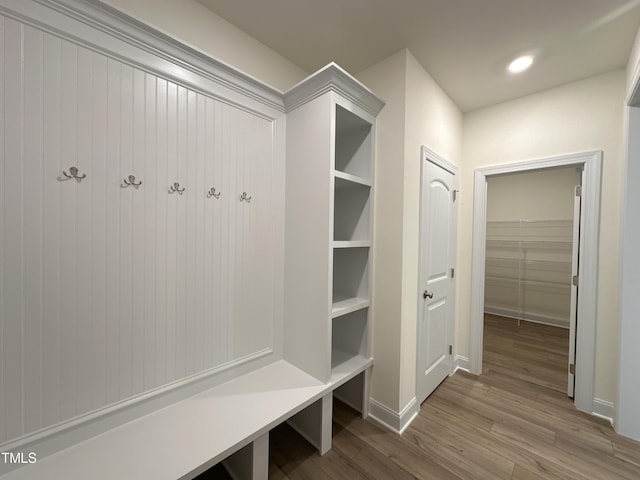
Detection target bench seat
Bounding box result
[0,360,330,480]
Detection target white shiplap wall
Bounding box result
[0,15,277,445]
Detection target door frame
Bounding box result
[417,145,458,401]
[469,151,602,414]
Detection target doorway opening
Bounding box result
[483,166,579,397]
[469,151,602,414]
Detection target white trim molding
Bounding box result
[368,397,419,434]
[454,355,470,373]
[469,151,602,415]
[420,145,458,175]
[283,62,385,116]
[0,0,285,114]
[592,398,614,425]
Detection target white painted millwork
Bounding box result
[568,173,583,398]
[618,102,640,440]
[0,361,329,480]
[0,1,383,477]
[284,63,383,437]
[0,10,279,451]
[416,147,457,405]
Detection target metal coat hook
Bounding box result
[62,166,87,181]
[169,182,185,195]
[239,192,252,203]
[207,187,221,199]
[122,174,142,189]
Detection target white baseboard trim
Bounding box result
[368,397,419,434]
[592,398,614,424]
[454,355,470,373]
[484,307,570,329]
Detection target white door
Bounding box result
[568,170,583,397]
[417,151,457,405]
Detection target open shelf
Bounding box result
[333,170,371,187]
[332,295,369,318]
[333,240,371,248]
[330,351,372,387]
[333,248,369,302]
[331,308,368,373]
[335,105,372,179]
[334,176,371,242]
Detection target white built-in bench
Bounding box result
[0,361,336,480]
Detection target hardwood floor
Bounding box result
[198,315,640,479]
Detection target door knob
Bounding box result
[423,290,434,299]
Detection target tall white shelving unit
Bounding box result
[284,64,383,444]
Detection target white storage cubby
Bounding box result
[0,1,385,478]
[332,247,370,308]
[333,176,371,242]
[332,309,369,373]
[334,105,373,179]
[284,63,383,451]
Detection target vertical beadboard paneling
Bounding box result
[118,63,134,400]
[58,38,79,422]
[212,99,226,365]
[165,80,178,383]
[2,16,25,443]
[194,93,206,372]
[203,97,216,368]
[219,103,236,361]
[41,32,62,430]
[75,45,95,416]
[0,14,4,444]
[0,12,279,446]
[90,51,108,410]
[143,72,157,391]
[105,57,122,405]
[154,77,168,387]
[174,85,188,379]
[22,24,44,435]
[130,68,145,396]
[233,107,248,358]
[185,89,197,375]
[249,114,276,352]
[0,14,6,444]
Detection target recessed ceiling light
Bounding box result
[507,55,534,74]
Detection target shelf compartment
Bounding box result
[332,295,369,318]
[334,177,371,242]
[331,308,370,387]
[333,247,369,301]
[330,350,372,386]
[335,105,372,179]
[334,170,371,187]
[333,240,371,248]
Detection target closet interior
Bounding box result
[484,167,578,328]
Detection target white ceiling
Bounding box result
[196,0,640,112]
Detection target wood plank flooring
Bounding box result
[198,314,640,479]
